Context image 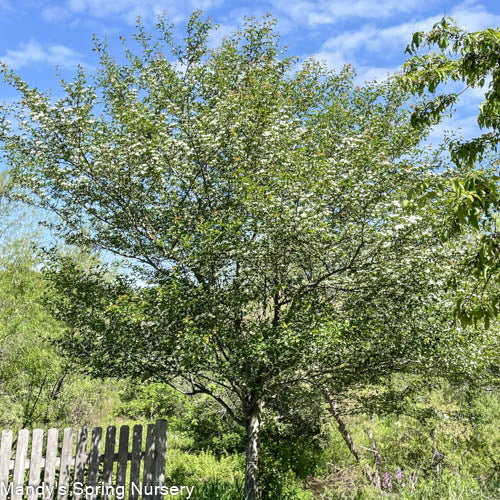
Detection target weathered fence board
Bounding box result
[0,431,13,500]
[143,424,156,498]
[28,428,44,500]
[154,419,168,498]
[102,426,116,500]
[73,427,87,500]
[58,428,74,500]
[12,429,29,500]
[44,428,59,500]
[116,425,129,491]
[130,424,143,500]
[86,427,102,500]
[0,420,168,499]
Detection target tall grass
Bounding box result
[188,478,244,499]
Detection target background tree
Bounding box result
[0,13,473,499]
[0,184,114,430]
[401,18,500,327]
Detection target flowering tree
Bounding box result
[0,13,460,499]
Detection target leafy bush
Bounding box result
[259,410,331,499]
[183,396,246,455]
[166,448,243,487]
[117,383,246,455]
[117,382,190,421]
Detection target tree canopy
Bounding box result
[0,13,493,499]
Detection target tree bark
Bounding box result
[244,398,263,500]
[324,392,362,463]
[324,389,382,488]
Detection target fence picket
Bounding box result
[143,424,156,499]
[73,427,87,500]
[12,429,29,500]
[129,425,143,500]
[0,430,13,500]
[116,425,129,492]
[73,427,89,500]
[28,429,44,500]
[154,420,168,500]
[87,427,102,500]
[43,428,59,500]
[102,426,116,500]
[57,428,74,500]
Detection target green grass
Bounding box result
[191,479,244,500]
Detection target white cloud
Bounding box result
[0,41,86,70]
[312,50,348,69]
[312,20,419,81]
[41,5,72,22]
[428,114,481,143]
[357,65,400,83]
[207,22,239,48]
[313,1,500,85]
[269,0,500,28]
[319,2,500,59]
[270,0,423,26]
[322,23,418,56]
[42,0,224,25]
[312,51,400,83]
[449,2,500,32]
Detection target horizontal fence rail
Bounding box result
[0,420,167,500]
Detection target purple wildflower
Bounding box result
[396,467,403,483]
[395,467,405,487]
[382,471,392,490]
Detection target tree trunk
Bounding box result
[325,394,362,463]
[244,399,263,500]
[324,389,381,488]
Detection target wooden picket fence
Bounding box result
[0,420,167,500]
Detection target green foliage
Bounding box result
[117,381,246,454]
[394,474,499,500]
[403,18,499,161]
[118,381,191,421]
[258,411,329,499]
[183,395,246,455]
[192,479,244,500]
[402,18,500,327]
[317,475,497,500]
[312,381,499,499]
[166,448,243,487]
[0,189,121,430]
[0,238,117,429]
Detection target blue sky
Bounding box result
[0,0,499,141]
